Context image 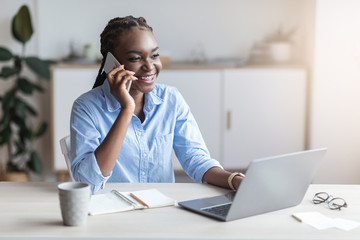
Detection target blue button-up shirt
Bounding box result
[70,79,222,193]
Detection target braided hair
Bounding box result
[93,16,153,89]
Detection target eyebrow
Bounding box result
[127,47,159,54]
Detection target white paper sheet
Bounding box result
[292,211,360,231]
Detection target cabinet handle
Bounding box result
[227,110,231,130]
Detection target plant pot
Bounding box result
[269,42,292,63]
[0,171,29,182]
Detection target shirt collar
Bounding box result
[102,79,163,112]
[144,88,163,112]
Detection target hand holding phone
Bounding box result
[103,52,133,91]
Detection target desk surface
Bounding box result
[0,182,359,239]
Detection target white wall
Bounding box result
[311,0,360,183]
[35,0,311,62]
[0,0,315,180]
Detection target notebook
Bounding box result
[89,188,176,215]
[178,148,327,221]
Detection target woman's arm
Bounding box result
[94,107,133,176]
[202,167,244,190]
[94,66,137,177]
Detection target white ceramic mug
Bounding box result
[58,182,91,226]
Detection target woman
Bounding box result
[70,16,244,193]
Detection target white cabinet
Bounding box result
[222,69,307,169]
[51,66,306,173]
[157,70,222,170]
[51,66,98,172]
[158,68,307,170]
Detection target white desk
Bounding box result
[0,182,359,239]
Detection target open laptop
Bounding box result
[178,148,327,221]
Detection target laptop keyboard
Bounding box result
[201,203,232,217]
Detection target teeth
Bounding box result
[141,75,153,81]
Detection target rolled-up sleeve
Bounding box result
[70,99,110,193]
[172,89,223,183]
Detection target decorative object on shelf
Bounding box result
[248,41,269,64]
[191,42,208,64]
[83,42,101,62]
[266,26,297,63]
[62,41,101,65]
[0,5,55,181]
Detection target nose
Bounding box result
[142,58,154,71]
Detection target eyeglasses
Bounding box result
[312,192,348,210]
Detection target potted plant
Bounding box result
[266,26,297,63]
[0,5,55,181]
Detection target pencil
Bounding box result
[130,193,149,208]
[111,190,137,207]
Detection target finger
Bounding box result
[111,72,135,90]
[107,65,125,83]
[125,69,135,75]
[114,69,138,82]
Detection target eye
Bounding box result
[151,53,160,59]
[129,56,141,62]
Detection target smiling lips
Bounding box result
[137,74,156,84]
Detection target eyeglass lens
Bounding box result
[312,192,347,210]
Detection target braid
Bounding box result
[93,16,153,89]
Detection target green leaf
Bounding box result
[27,151,42,174]
[25,103,37,116]
[2,89,15,111]
[0,66,18,79]
[0,126,12,145]
[14,140,26,156]
[45,59,57,65]
[19,126,32,142]
[13,115,26,129]
[0,47,13,61]
[0,111,10,125]
[14,98,26,119]
[17,77,36,94]
[24,57,50,80]
[34,122,47,138]
[11,5,33,44]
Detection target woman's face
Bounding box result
[113,27,162,94]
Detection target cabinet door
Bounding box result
[223,69,306,169]
[157,70,222,170]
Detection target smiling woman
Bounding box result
[70,16,245,193]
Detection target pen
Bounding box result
[111,190,137,207]
[130,193,149,208]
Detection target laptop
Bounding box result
[178,148,327,221]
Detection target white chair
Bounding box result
[59,136,75,181]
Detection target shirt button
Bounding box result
[141,171,145,176]
[137,132,142,136]
[143,153,147,158]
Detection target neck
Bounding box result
[130,90,145,118]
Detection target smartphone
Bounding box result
[103,52,132,91]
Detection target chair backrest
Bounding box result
[59,136,75,181]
